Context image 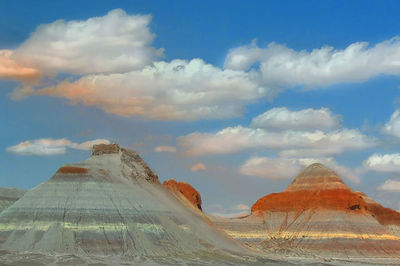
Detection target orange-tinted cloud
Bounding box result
[33,59,268,121]
[0,50,40,81]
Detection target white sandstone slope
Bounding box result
[0,144,245,256]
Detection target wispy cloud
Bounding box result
[153,145,177,152]
[250,107,341,130]
[6,138,110,155]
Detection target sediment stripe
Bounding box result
[0,222,166,233]
[225,230,399,240]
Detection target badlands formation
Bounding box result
[1,145,400,264]
[0,144,285,265]
[212,163,400,258]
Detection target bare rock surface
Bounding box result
[0,144,255,263]
[212,163,400,258]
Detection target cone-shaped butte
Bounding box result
[163,179,202,211]
[0,144,245,258]
[252,163,365,214]
[212,163,400,257]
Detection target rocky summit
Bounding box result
[0,144,249,259]
[212,163,400,257]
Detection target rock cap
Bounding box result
[92,143,120,155]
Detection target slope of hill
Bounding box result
[0,187,25,213]
[0,144,249,259]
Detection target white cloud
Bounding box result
[153,145,177,152]
[10,9,162,76]
[240,157,301,180]
[225,38,400,87]
[179,126,377,156]
[377,179,400,192]
[190,163,207,172]
[34,59,269,121]
[382,110,400,138]
[6,138,110,155]
[250,107,340,130]
[240,156,360,183]
[364,153,400,172]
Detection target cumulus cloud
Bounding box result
[225,38,400,87]
[190,163,207,172]
[8,9,162,76]
[364,153,400,172]
[0,9,272,121]
[377,179,400,192]
[382,110,400,138]
[6,138,110,155]
[153,145,177,152]
[5,10,400,122]
[179,126,377,156]
[240,156,360,183]
[34,59,268,120]
[250,107,341,130]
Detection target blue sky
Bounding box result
[1,1,400,216]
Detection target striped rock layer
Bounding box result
[0,144,244,256]
[213,163,400,257]
[0,187,25,213]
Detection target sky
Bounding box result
[1,0,400,216]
